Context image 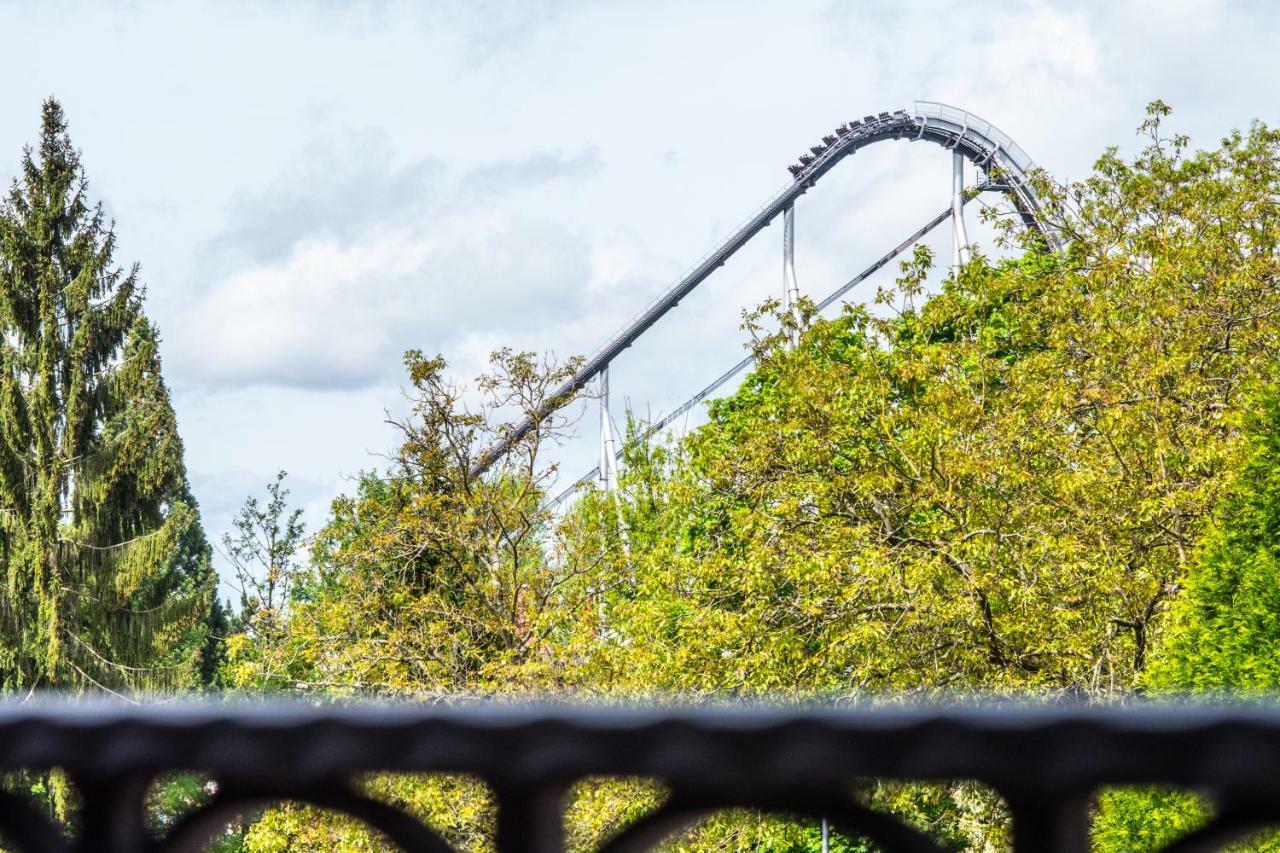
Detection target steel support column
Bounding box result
[952,150,970,271]
[598,369,619,493]
[782,204,801,346]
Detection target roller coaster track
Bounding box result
[471,101,1059,481]
[544,193,988,509]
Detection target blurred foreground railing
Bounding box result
[0,701,1276,851]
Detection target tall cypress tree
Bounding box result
[0,99,213,692]
[1144,387,1280,692]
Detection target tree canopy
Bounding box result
[571,104,1280,700]
[214,104,1280,850]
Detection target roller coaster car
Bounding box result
[837,124,850,134]
[862,115,876,123]
[787,164,805,177]
[809,145,826,155]
[894,110,908,117]
[798,154,815,165]
[849,120,863,130]
[878,112,891,120]
[822,135,838,145]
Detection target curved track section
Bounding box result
[472,101,1058,477]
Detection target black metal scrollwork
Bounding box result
[0,702,1276,852]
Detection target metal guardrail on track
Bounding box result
[1,701,1279,851]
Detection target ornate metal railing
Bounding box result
[0,701,1276,851]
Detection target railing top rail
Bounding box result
[912,100,1038,176]
[5,699,1280,781]
[4,701,1276,852]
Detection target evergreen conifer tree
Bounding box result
[0,99,213,692]
[1093,388,1280,852]
[1145,387,1280,691]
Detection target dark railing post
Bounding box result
[1005,792,1092,853]
[73,772,151,853]
[493,784,567,853]
[0,789,68,852]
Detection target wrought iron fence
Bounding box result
[0,700,1275,852]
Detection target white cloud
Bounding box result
[182,228,430,388]
[178,214,593,389]
[979,4,1100,80]
[174,141,601,389]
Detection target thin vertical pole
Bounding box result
[598,369,618,493]
[952,151,970,272]
[782,204,801,346]
[821,817,830,853]
[597,369,629,554]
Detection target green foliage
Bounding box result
[1093,787,1210,853]
[0,99,212,693]
[1094,387,1280,851]
[198,595,232,689]
[222,471,308,692]
[240,775,494,853]
[225,349,600,849]
[224,349,593,699]
[1146,389,1280,691]
[573,106,1280,700]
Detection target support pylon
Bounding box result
[952,151,970,272]
[782,204,802,346]
[596,368,629,554]
[598,368,619,493]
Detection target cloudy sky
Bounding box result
[0,0,1276,585]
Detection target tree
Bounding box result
[230,348,598,851]
[198,596,231,690]
[1146,387,1280,691]
[235,348,593,697]
[1092,387,1280,853]
[560,104,1280,849]
[226,471,306,620]
[0,99,213,693]
[227,103,1280,849]
[221,471,307,692]
[576,104,1280,699]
